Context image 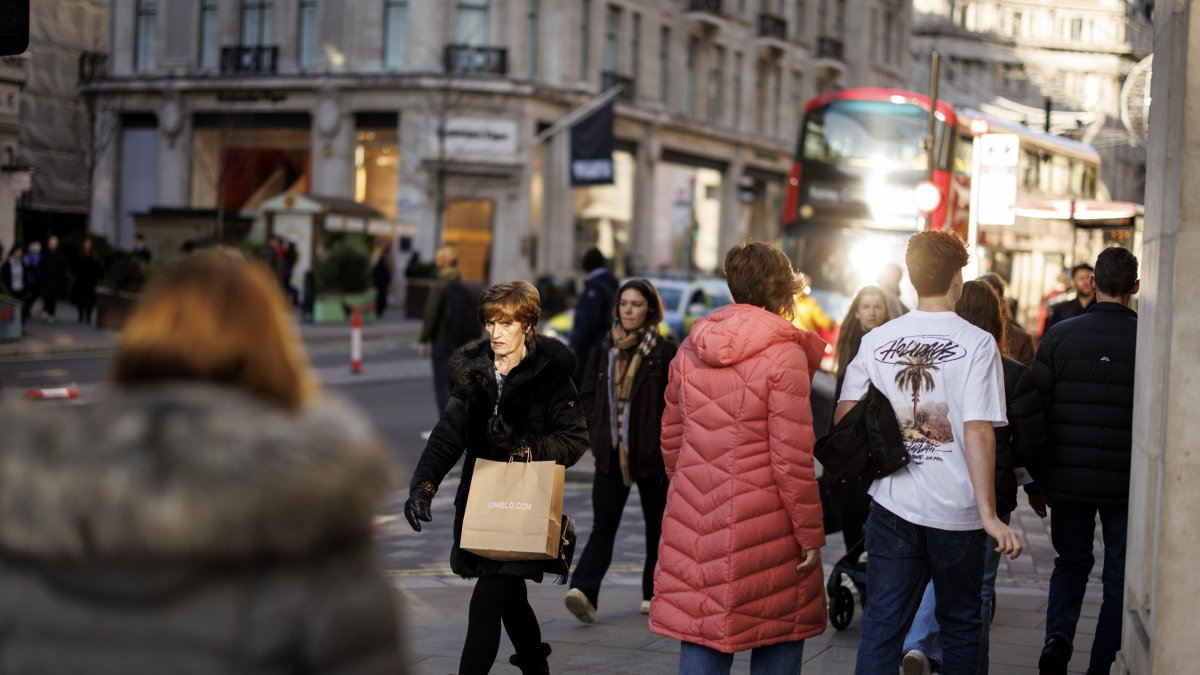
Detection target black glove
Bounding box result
[404,485,434,532]
[487,414,517,451]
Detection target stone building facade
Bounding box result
[85,0,910,282]
[910,0,1153,204]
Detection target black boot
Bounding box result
[1038,635,1071,675]
[508,642,551,675]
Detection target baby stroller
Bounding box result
[826,542,867,631]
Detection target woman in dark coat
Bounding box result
[71,237,102,324]
[405,280,589,675]
[564,278,677,623]
[0,252,404,674]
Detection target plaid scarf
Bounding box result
[607,324,658,486]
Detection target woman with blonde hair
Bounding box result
[405,280,589,675]
[0,252,404,673]
[650,242,828,674]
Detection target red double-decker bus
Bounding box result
[781,87,1114,331]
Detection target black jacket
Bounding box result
[994,357,1046,515]
[579,333,677,482]
[1033,302,1137,505]
[410,335,589,580]
[0,384,405,675]
[568,269,619,381]
[1042,296,1092,334]
[39,248,68,296]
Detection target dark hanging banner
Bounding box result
[569,99,615,187]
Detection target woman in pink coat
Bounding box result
[649,242,828,674]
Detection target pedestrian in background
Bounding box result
[838,231,1021,675]
[901,279,1046,675]
[1,244,30,322]
[39,235,67,323]
[0,252,404,673]
[418,245,470,416]
[566,279,677,623]
[1034,247,1139,675]
[131,231,152,262]
[877,263,910,318]
[1042,263,1095,335]
[650,242,828,674]
[980,272,1035,368]
[829,285,892,559]
[405,280,589,675]
[72,237,101,325]
[568,246,618,385]
[21,241,41,319]
[792,272,835,335]
[372,241,393,317]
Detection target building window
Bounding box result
[241,0,273,46]
[685,37,697,117]
[998,63,1025,94]
[526,0,539,79]
[834,0,845,39]
[794,0,805,39]
[755,62,768,133]
[882,10,894,64]
[298,0,318,69]
[658,26,669,102]
[1011,11,1022,38]
[135,0,157,73]
[1070,17,1083,41]
[199,0,218,71]
[384,0,408,69]
[791,70,803,128]
[772,63,782,136]
[456,0,491,46]
[580,0,591,81]
[707,45,724,123]
[631,12,641,82]
[604,5,621,72]
[733,51,743,128]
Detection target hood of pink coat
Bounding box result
[690,304,827,376]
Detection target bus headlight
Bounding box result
[912,181,943,214]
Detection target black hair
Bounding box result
[581,247,607,273]
[1093,247,1139,297]
[1070,262,1095,277]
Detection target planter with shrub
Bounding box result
[312,243,375,324]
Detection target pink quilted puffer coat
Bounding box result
[648,303,828,653]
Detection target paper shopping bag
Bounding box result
[460,457,565,561]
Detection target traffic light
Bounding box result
[0,0,28,57]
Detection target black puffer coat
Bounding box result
[579,334,677,481]
[411,335,589,580]
[994,356,1046,515]
[0,384,404,675]
[1033,302,1137,505]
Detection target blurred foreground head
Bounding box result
[112,251,316,409]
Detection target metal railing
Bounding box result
[220,45,279,75]
[817,36,844,60]
[78,52,107,83]
[601,71,635,102]
[687,0,723,15]
[757,13,788,41]
[443,44,509,76]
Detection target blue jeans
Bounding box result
[680,640,805,675]
[1046,500,1127,675]
[902,512,1011,674]
[855,502,986,675]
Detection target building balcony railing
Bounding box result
[686,0,723,15]
[78,51,108,84]
[817,36,845,61]
[757,13,788,41]
[601,71,635,102]
[220,45,279,75]
[443,44,508,76]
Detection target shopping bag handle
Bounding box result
[507,447,533,463]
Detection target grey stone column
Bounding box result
[1115,1,1200,671]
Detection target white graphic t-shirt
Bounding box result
[840,310,1006,531]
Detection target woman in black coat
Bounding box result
[564,279,678,623]
[405,280,589,675]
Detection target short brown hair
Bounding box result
[113,251,317,410]
[955,279,1007,350]
[905,230,969,297]
[724,242,804,320]
[477,280,541,336]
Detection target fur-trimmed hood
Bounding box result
[448,334,576,396]
[0,384,393,561]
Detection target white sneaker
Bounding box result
[639,600,651,614]
[564,588,596,624]
[902,649,932,675]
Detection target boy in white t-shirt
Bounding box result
[837,231,1022,675]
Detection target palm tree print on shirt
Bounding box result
[894,353,938,427]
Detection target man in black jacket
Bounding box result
[1033,246,1138,675]
[568,247,618,384]
[1041,263,1095,335]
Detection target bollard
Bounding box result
[350,306,362,374]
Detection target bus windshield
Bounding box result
[802,100,937,171]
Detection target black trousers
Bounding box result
[459,575,543,675]
[42,292,57,318]
[569,465,668,606]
